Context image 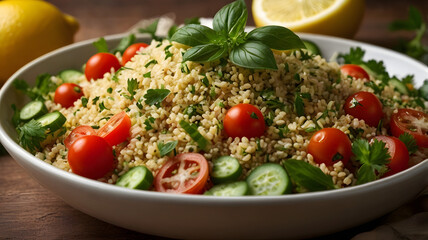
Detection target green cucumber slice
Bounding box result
[19,101,48,121]
[204,181,249,196]
[211,156,242,184]
[116,166,153,190]
[246,163,292,196]
[36,111,66,132]
[302,39,321,56]
[58,69,84,83]
[389,78,409,95]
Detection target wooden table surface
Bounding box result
[1,0,427,239]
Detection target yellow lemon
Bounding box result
[252,0,365,38]
[0,0,79,84]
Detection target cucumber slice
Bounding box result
[116,166,153,190]
[302,39,321,56]
[19,101,48,121]
[389,78,409,95]
[58,69,84,83]
[204,181,249,196]
[246,163,292,196]
[420,80,428,100]
[211,156,242,184]
[36,111,66,132]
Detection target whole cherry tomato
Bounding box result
[344,91,383,127]
[122,43,149,65]
[223,103,265,139]
[85,52,121,80]
[308,128,352,166]
[54,83,83,108]
[372,136,409,177]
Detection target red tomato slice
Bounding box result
[372,136,409,177]
[64,125,97,149]
[122,43,149,65]
[97,111,131,146]
[154,153,209,194]
[390,109,428,148]
[340,64,370,80]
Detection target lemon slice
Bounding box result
[252,0,365,38]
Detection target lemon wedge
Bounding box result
[252,0,365,38]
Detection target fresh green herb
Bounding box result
[164,45,173,60]
[170,0,304,70]
[349,98,363,108]
[111,34,136,54]
[364,81,384,95]
[98,101,109,112]
[389,6,427,64]
[81,97,88,108]
[11,104,21,127]
[398,132,418,154]
[189,85,196,94]
[91,125,100,129]
[200,75,210,87]
[112,67,132,82]
[264,111,274,126]
[143,71,151,78]
[179,120,209,151]
[122,78,138,99]
[348,127,364,140]
[158,140,178,157]
[13,74,57,101]
[144,59,158,68]
[294,92,311,116]
[181,62,190,74]
[210,86,217,98]
[183,104,204,118]
[17,119,46,153]
[352,139,391,185]
[136,99,143,110]
[93,37,109,53]
[144,88,170,107]
[107,87,113,94]
[260,89,285,110]
[277,125,290,138]
[92,96,100,105]
[144,117,156,130]
[283,159,336,192]
[218,101,225,108]
[139,19,162,41]
[250,112,258,119]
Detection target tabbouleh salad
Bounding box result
[12,0,428,196]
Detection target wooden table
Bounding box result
[1,0,427,239]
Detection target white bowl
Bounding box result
[0,33,427,240]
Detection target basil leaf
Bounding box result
[171,24,222,47]
[183,44,228,63]
[112,34,136,54]
[158,140,178,157]
[144,89,170,106]
[93,38,109,53]
[247,26,305,50]
[230,41,277,69]
[283,159,335,192]
[213,0,247,38]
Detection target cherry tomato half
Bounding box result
[390,109,428,148]
[344,91,383,127]
[308,128,352,166]
[68,135,114,179]
[54,83,84,108]
[85,52,121,81]
[223,103,266,139]
[122,43,149,65]
[372,136,409,177]
[154,153,209,194]
[64,125,97,149]
[340,64,370,80]
[97,111,131,146]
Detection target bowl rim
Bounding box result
[0,32,427,204]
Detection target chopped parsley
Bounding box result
[112,67,132,82]
[122,78,138,99]
[81,97,88,107]
[92,96,100,105]
[183,104,204,118]
[398,132,418,154]
[164,45,173,60]
[143,71,151,78]
[17,119,46,153]
[201,75,209,87]
[98,101,109,112]
[145,59,158,68]
[144,117,156,130]
[107,87,113,94]
[13,74,57,101]
[294,92,311,116]
[144,88,170,107]
[250,112,259,119]
[349,98,363,108]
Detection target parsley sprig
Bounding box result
[17,119,47,153]
[352,139,391,185]
[170,0,305,70]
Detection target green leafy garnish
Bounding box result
[144,59,158,68]
[112,67,132,82]
[17,119,47,153]
[144,88,170,107]
[170,0,304,70]
[398,132,418,154]
[389,6,427,64]
[179,120,209,151]
[139,19,162,41]
[123,78,138,99]
[158,140,178,157]
[112,34,136,54]
[81,97,88,107]
[352,139,391,185]
[283,159,336,192]
[183,104,204,118]
[294,92,311,116]
[13,74,57,101]
[93,37,109,53]
[143,71,151,78]
[144,117,156,130]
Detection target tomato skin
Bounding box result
[122,43,149,65]
[54,83,84,108]
[154,153,209,194]
[308,128,352,166]
[68,135,115,179]
[390,109,428,148]
[64,125,97,149]
[344,91,383,127]
[97,111,131,146]
[85,52,121,80]
[372,136,409,177]
[223,103,266,139]
[340,64,370,80]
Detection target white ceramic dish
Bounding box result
[0,33,427,240]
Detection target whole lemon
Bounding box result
[0,0,79,84]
